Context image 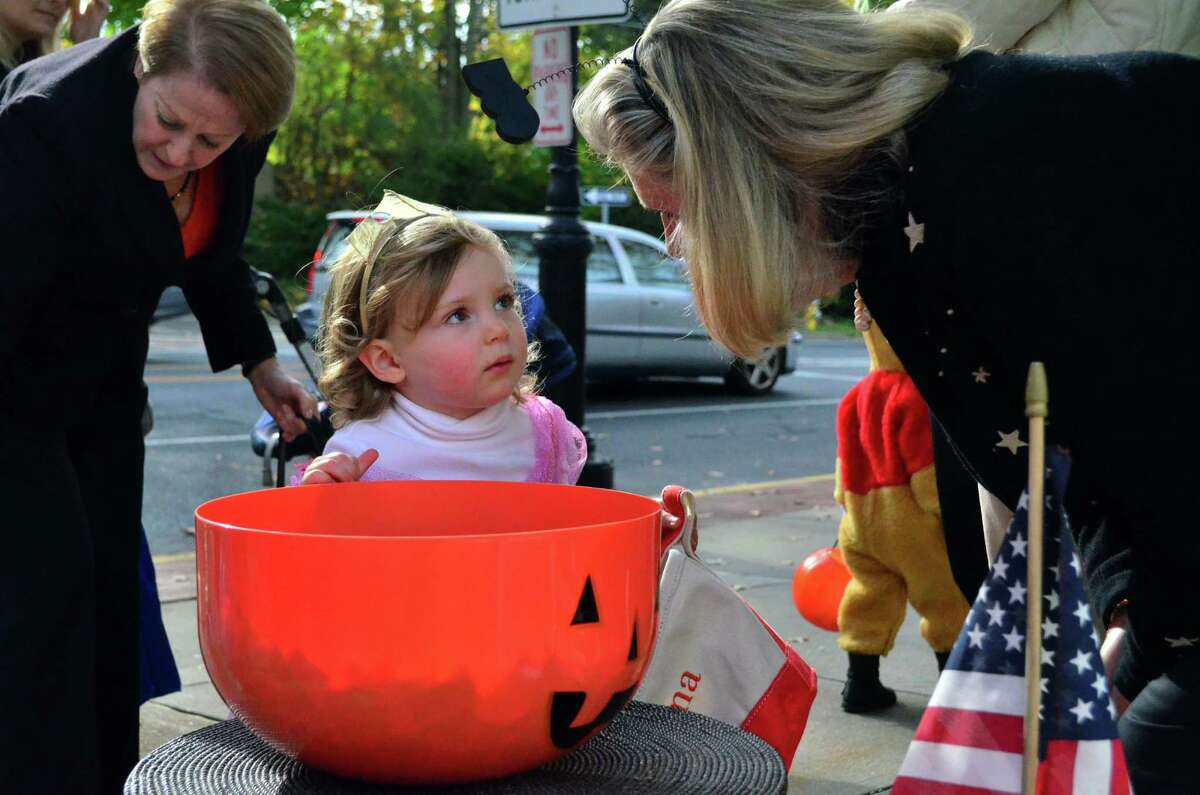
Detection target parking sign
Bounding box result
[532,27,573,148]
[498,0,630,32]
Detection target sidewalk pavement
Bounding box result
[141,476,939,793]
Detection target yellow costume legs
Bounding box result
[836,483,970,656]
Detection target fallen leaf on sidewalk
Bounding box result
[749,509,763,518]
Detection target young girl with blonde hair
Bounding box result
[302,192,586,486]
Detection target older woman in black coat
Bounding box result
[0,1,315,791]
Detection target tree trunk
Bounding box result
[441,0,463,130]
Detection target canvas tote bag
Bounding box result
[637,486,818,767]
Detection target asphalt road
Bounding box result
[142,314,868,556]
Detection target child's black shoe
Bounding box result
[841,652,897,713]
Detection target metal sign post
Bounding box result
[531,26,614,488]
[581,185,631,224]
[498,0,629,31]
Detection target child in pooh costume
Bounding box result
[834,293,970,713]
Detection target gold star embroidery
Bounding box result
[995,430,1028,455]
[1166,636,1198,648]
[972,367,991,384]
[904,212,924,252]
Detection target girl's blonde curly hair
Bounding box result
[318,211,538,427]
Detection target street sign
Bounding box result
[581,186,631,207]
[532,27,573,148]
[498,0,630,32]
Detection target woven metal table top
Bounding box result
[125,701,787,794]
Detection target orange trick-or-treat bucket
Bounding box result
[791,546,853,633]
[194,481,668,784]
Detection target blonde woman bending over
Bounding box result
[572,1,1200,789]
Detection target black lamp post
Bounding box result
[533,26,614,489]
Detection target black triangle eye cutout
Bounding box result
[461,59,540,145]
[628,621,639,661]
[571,576,600,625]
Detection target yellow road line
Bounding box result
[144,370,308,385]
[152,551,196,564]
[675,473,834,498]
[145,374,244,384]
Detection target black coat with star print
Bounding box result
[855,49,1200,699]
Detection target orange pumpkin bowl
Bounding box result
[194,481,665,785]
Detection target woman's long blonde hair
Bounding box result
[318,212,537,427]
[0,16,63,73]
[574,0,970,358]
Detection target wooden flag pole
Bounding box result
[1022,362,1049,795]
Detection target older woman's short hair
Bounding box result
[137,0,295,140]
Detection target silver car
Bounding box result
[305,211,798,395]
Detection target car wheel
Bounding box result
[725,347,785,396]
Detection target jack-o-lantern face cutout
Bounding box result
[550,575,643,749]
[571,576,600,625]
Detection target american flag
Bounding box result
[893,450,1131,794]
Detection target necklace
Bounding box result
[169,171,194,203]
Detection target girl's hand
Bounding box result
[70,0,111,43]
[301,449,379,485]
[247,357,318,442]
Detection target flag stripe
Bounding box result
[928,671,1026,716]
[914,706,1024,754]
[893,776,1014,795]
[1074,739,1113,795]
[895,740,1022,793]
[1109,740,1131,795]
[1039,740,1077,795]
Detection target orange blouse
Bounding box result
[180,164,224,259]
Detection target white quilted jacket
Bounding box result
[890,0,1200,57]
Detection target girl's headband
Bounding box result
[349,191,451,335]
